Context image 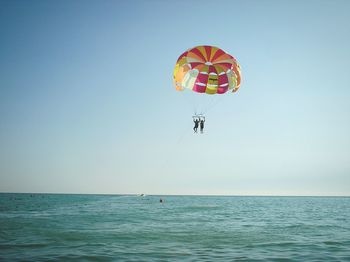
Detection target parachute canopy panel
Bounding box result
[173,45,241,95]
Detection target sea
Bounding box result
[0,194,349,261]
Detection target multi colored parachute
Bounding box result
[173,45,241,95]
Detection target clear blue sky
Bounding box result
[1,0,350,195]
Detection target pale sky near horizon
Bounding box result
[1,0,350,196]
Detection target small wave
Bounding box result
[0,243,48,249]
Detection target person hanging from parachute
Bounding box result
[200,116,205,133]
[173,45,241,133]
[193,117,200,133]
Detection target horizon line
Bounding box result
[0,192,349,197]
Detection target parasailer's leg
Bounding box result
[200,116,205,133]
[193,116,200,133]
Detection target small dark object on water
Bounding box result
[160,198,163,203]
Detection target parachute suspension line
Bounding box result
[202,94,226,115]
[203,95,217,113]
[194,93,215,116]
[182,91,198,116]
[192,92,202,116]
[191,93,198,116]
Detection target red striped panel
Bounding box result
[211,48,225,62]
[193,83,206,93]
[217,73,229,94]
[214,63,233,70]
[208,65,218,74]
[213,53,233,63]
[189,62,203,69]
[193,86,206,93]
[189,47,207,62]
[204,46,212,62]
[217,86,228,94]
[193,72,208,93]
[196,73,209,84]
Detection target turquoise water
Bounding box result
[1,194,350,261]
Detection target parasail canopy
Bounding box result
[173,45,241,95]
